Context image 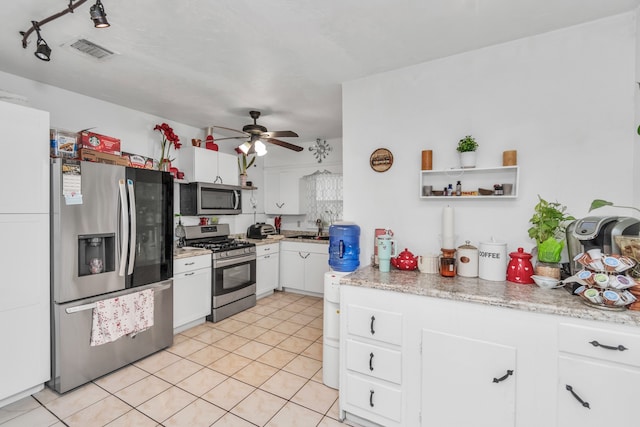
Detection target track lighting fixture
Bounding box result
[31,21,51,61]
[19,0,110,62]
[90,0,110,28]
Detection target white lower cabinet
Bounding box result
[556,321,640,426]
[340,285,557,427]
[173,254,211,333]
[279,241,328,294]
[421,330,516,427]
[256,243,279,298]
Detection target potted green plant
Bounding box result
[237,152,256,186]
[528,195,575,278]
[457,135,478,168]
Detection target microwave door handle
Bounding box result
[126,179,136,276]
[118,179,128,276]
[234,190,240,210]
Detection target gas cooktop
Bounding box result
[182,224,255,258]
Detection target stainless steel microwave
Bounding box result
[179,182,242,215]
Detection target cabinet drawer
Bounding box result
[345,373,402,423]
[346,339,402,384]
[559,323,640,368]
[174,254,211,274]
[257,243,279,256]
[347,304,402,346]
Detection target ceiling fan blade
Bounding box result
[262,130,299,138]
[264,138,304,152]
[211,125,248,136]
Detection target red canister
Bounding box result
[507,247,535,284]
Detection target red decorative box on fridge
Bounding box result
[80,131,121,155]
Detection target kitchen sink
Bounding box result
[288,235,330,241]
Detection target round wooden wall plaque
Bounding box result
[370,148,393,172]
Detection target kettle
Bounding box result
[391,248,419,271]
[507,247,535,284]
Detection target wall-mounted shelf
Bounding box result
[420,166,519,200]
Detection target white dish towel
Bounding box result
[90,288,155,346]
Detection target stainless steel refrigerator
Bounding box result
[49,158,174,393]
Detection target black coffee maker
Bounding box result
[566,216,640,275]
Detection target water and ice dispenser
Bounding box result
[78,234,115,276]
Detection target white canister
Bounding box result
[478,239,508,281]
[456,241,478,278]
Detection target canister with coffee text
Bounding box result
[478,239,507,281]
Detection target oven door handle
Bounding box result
[214,254,256,268]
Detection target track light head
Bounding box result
[90,0,110,28]
[31,21,51,61]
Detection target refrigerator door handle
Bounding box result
[118,179,129,276]
[126,179,137,276]
[64,282,172,314]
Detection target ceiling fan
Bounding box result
[212,111,303,154]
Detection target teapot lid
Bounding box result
[398,248,415,258]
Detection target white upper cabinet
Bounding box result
[0,101,49,214]
[179,146,239,186]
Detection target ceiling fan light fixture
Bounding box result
[90,0,110,28]
[238,142,251,154]
[255,140,268,156]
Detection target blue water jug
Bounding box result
[329,222,360,272]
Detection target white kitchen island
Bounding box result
[338,267,640,427]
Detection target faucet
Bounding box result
[316,218,323,237]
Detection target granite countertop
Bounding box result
[340,266,640,327]
[244,234,329,245]
[174,247,212,259]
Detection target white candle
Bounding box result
[442,206,455,249]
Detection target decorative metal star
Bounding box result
[309,138,331,163]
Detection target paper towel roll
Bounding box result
[442,206,455,249]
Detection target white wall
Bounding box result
[343,13,638,265]
[0,71,344,235]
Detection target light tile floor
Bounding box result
[0,291,352,427]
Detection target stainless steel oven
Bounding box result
[183,224,257,323]
[210,250,256,322]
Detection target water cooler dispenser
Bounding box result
[323,222,360,389]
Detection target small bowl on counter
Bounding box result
[531,275,563,289]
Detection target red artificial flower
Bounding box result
[154,122,181,169]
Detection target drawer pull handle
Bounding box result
[589,340,628,352]
[369,352,374,371]
[565,385,590,409]
[492,369,513,383]
[370,315,376,335]
[369,389,375,407]
[184,262,195,265]
[185,272,195,276]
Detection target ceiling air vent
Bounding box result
[69,38,114,60]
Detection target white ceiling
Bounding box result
[1,0,638,142]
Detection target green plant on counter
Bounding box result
[589,199,640,215]
[456,135,478,152]
[238,152,256,175]
[528,195,575,263]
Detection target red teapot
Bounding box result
[391,248,419,271]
